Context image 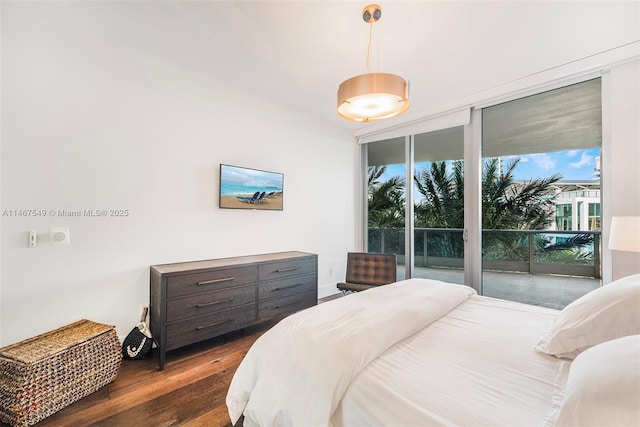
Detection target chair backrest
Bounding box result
[345,252,397,286]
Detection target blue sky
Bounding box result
[505,148,600,181]
[378,148,601,183]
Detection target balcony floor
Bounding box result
[408,267,601,310]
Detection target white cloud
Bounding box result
[570,152,594,169]
[565,150,581,158]
[529,153,555,171]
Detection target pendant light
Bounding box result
[337,4,410,122]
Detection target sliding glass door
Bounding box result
[413,127,465,284]
[480,79,602,309]
[364,127,465,284]
[361,78,603,309]
[366,137,405,280]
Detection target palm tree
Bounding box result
[413,157,562,258]
[368,165,405,228]
[368,166,405,253]
[481,158,561,230]
[414,161,464,229]
[481,158,562,260]
[370,158,578,261]
[413,161,464,257]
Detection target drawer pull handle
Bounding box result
[275,267,297,273]
[273,301,299,310]
[197,277,234,286]
[273,283,303,292]
[196,298,233,308]
[196,319,233,330]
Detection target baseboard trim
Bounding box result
[318,282,341,299]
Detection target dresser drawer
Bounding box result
[151,251,317,370]
[258,258,316,282]
[259,273,317,301]
[167,284,256,321]
[258,289,317,323]
[167,266,257,299]
[166,303,256,351]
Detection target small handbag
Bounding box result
[122,306,153,360]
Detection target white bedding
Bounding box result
[332,295,570,427]
[226,278,475,426]
[226,278,570,427]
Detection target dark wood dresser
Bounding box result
[150,251,317,370]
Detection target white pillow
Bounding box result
[535,273,640,359]
[554,335,640,427]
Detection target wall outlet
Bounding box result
[28,231,37,248]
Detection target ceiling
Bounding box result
[177,1,639,134]
[59,1,639,134]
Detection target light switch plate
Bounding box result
[50,226,70,245]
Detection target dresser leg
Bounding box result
[158,346,166,371]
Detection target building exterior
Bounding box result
[553,181,601,231]
[552,156,601,232]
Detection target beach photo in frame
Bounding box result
[219,164,284,210]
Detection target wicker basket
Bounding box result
[0,320,122,426]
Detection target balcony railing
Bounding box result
[368,227,601,279]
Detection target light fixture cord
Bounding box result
[365,15,381,73]
[366,21,373,73]
[376,19,380,72]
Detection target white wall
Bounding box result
[603,59,640,281]
[0,3,356,345]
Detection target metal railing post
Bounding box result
[423,230,428,267]
[529,231,535,274]
[594,233,601,279]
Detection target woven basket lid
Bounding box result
[0,319,115,364]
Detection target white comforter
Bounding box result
[226,278,476,427]
[332,295,569,427]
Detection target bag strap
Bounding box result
[140,306,149,323]
[137,306,152,338]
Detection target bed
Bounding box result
[226,275,640,427]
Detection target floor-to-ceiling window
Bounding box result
[361,79,603,309]
[481,78,602,309]
[556,204,572,230]
[413,127,465,284]
[588,203,601,230]
[366,137,406,280]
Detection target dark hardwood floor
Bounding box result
[2,297,341,427]
[1,324,271,427]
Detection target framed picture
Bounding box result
[219,164,284,210]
